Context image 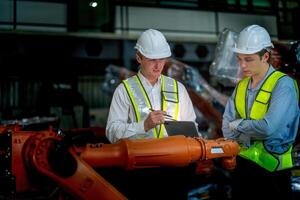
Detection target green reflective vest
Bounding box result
[235,71,294,172]
[123,74,179,139]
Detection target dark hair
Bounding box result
[256,48,272,63]
[136,51,143,58]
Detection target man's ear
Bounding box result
[263,52,270,62]
[136,54,142,64]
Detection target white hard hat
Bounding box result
[233,25,274,54]
[134,29,171,59]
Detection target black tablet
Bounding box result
[164,121,199,137]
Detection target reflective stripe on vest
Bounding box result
[235,71,294,171]
[294,80,299,103]
[123,74,179,139]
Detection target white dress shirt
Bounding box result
[106,71,197,143]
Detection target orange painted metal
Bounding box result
[25,130,126,200]
[1,125,240,200]
[80,135,239,170]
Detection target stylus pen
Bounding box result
[164,116,177,121]
[149,108,177,121]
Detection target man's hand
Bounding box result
[144,110,165,132]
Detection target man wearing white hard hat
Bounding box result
[222,25,299,199]
[106,29,196,143]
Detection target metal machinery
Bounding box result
[0,125,240,200]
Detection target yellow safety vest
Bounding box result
[235,71,294,172]
[123,74,179,139]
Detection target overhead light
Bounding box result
[89,1,98,8]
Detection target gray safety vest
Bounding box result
[123,74,179,138]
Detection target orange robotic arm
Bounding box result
[79,135,239,170]
[2,127,239,200]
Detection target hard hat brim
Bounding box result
[135,46,171,59]
[140,52,171,59]
[233,44,274,55]
[232,47,262,54]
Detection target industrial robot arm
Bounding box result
[2,127,239,200]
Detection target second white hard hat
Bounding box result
[233,25,274,54]
[134,29,171,59]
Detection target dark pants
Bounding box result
[231,156,292,200]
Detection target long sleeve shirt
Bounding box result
[222,66,300,154]
[106,71,197,143]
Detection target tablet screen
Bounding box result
[164,121,199,137]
